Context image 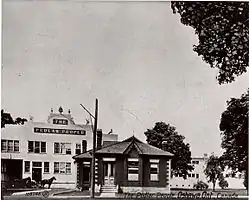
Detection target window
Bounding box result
[66,163,71,174]
[188,173,191,178]
[25,161,30,173]
[192,160,199,164]
[54,162,59,174]
[1,140,7,152]
[41,142,46,153]
[75,143,81,154]
[35,141,40,153]
[60,162,66,174]
[54,162,71,174]
[28,141,34,152]
[28,141,46,153]
[128,158,139,181]
[54,143,60,154]
[82,140,87,153]
[1,140,19,153]
[44,162,49,173]
[196,174,199,179]
[8,140,13,152]
[150,159,159,181]
[14,141,19,152]
[192,173,195,178]
[54,142,71,155]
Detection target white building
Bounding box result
[171,155,244,190]
[1,107,118,189]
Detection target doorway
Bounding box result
[103,162,115,185]
[1,159,22,182]
[82,162,91,189]
[32,162,42,182]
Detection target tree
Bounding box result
[1,109,27,128]
[204,155,224,191]
[171,2,249,84]
[144,122,194,179]
[218,174,229,189]
[219,90,248,188]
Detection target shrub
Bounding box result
[193,181,209,190]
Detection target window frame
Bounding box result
[1,140,19,153]
[24,161,31,173]
[75,143,81,154]
[54,162,59,174]
[54,142,71,155]
[54,162,71,174]
[44,162,50,173]
[127,158,139,181]
[149,159,159,181]
[28,141,46,154]
[1,140,7,152]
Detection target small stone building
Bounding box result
[73,136,173,194]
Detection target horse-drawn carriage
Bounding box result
[5,176,56,189]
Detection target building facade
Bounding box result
[1,107,118,189]
[170,155,245,189]
[74,136,173,195]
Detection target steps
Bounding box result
[100,185,117,197]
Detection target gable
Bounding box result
[124,142,142,157]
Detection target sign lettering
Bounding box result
[34,127,86,135]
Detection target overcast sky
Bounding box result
[2,1,249,157]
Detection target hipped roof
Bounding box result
[73,136,173,159]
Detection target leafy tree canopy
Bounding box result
[1,109,27,128]
[144,122,194,179]
[171,2,249,84]
[204,155,224,191]
[219,90,248,173]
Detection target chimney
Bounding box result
[162,140,167,151]
[96,129,103,150]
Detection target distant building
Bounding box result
[73,136,173,196]
[170,154,244,189]
[1,107,118,189]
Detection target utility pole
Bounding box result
[90,99,98,198]
[80,99,98,198]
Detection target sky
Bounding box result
[2,1,249,157]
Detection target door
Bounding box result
[103,162,115,185]
[32,168,42,182]
[82,164,90,189]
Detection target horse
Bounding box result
[40,177,56,189]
